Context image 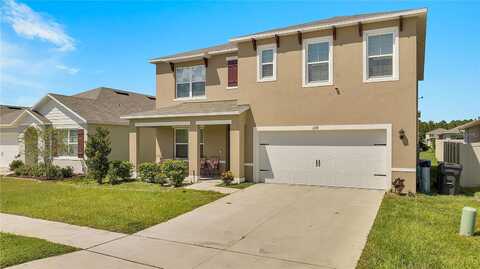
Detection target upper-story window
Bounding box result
[303,36,333,87]
[363,27,399,82]
[226,56,238,89]
[176,65,206,99]
[257,44,276,82]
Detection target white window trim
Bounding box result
[56,128,78,158]
[363,26,399,83]
[175,65,206,99]
[226,56,239,89]
[302,36,334,87]
[174,128,188,160]
[256,44,277,82]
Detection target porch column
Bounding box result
[129,125,139,174]
[188,122,201,182]
[230,116,245,183]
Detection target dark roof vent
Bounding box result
[7,106,23,110]
[114,91,130,96]
[147,96,156,100]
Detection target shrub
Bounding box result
[44,164,63,180]
[9,160,24,171]
[14,165,28,176]
[138,162,162,183]
[32,164,46,178]
[60,166,74,178]
[85,127,111,184]
[106,160,132,185]
[161,160,187,187]
[221,170,234,185]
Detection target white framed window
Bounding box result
[59,129,78,157]
[363,27,399,82]
[302,36,333,87]
[175,65,206,99]
[174,128,188,159]
[257,44,276,82]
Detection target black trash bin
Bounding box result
[437,162,463,195]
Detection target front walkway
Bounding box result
[3,184,384,269]
[184,179,238,194]
[0,213,126,249]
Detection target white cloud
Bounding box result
[55,64,79,75]
[2,0,75,51]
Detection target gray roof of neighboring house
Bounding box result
[122,100,250,119]
[0,105,26,125]
[426,128,447,135]
[442,126,462,135]
[47,87,156,125]
[458,120,480,130]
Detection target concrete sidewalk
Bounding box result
[0,213,126,249]
[184,180,238,194]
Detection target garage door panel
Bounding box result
[258,130,388,189]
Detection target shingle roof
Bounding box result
[426,128,447,135]
[149,8,426,62]
[150,43,236,63]
[122,100,249,119]
[0,105,26,125]
[231,8,424,40]
[48,87,156,125]
[458,120,480,130]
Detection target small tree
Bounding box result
[85,127,111,184]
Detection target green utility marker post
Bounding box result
[459,207,477,236]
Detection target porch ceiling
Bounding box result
[121,100,249,119]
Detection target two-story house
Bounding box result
[123,8,427,193]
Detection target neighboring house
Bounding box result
[438,126,463,141]
[0,105,27,172]
[425,128,446,147]
[0,87,156,174]
[124,8,427,193]
[439,120,480,187]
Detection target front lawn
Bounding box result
[0,232,77,268]
[357,193,480,269]
[216,182,255,189]
[0,177,225,234]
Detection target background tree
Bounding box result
[85,127,111,184]
[418,119,473,140]
[22,126,65,166]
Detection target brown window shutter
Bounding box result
[77,129,84,158]
[228,59,238,87]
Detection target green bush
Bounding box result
[44,164,63,180]
[32,164,46,178]
[85,127,111,184]
[161,160,187,187]
[60,166,74,178]
[106,160,132,185]
[14,165,28,176]
[221,170,234,186]
[9,160,24,171]
[138,162,162,183]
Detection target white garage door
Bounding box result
[258,129,388,189]
[0,131,19,168]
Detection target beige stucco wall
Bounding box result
[465,126,480,143]
[89,124,155,163]
[459,142,480,187]
[151,17,421,189]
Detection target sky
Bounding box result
[0,0,479,122]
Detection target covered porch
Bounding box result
[124,101,249,183]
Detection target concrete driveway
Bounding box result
[11,184,383,269]
[93,184,383,269]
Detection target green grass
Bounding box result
[216,182,255,189]
[0,232,77,268]
[0,177,225,234]
[420,149,438,166]
[357,193,480,269]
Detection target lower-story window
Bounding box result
[59,129,78,157]
[175,128,188,159]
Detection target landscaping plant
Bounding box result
[9,160,24,171]
[85,127,111,184]
[138,162,162,183]
[106,160,132,185]
[221,170,235,185]
[161,160,187,187]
